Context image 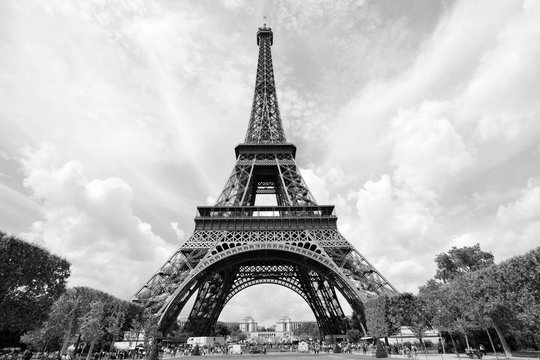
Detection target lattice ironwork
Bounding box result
[132,25,398,339]
[244,26,286,144]
[215,153,317,207]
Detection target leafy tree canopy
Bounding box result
[22,286,142,352]
[292,322,320,339]
[215,322,231,337]
[420,246,540,354]
[434,243,494,283]
[365,295,396,338]
[349,307,367,336]
[0,231,71,347]
[346,329,362,343]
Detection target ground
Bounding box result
[164,352,540,360]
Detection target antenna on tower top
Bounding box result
[263,16,267,28]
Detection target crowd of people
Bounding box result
[465,344,487,359]
[1,340,490,359]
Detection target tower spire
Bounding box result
[244,25,286,144]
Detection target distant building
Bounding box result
[239,316,258,333]
[113,331,145,350]
[388,326,441,344]
[235,316,316,342]
[275,316,316,338]
[250,331,277,342]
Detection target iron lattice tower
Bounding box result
[133,25,397,337]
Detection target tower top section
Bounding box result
[244,25,286,144]
[257,24,273,46]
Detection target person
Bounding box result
[475,347,483,359]
[479,344,486,356]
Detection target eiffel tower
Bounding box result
[133,24,397,338]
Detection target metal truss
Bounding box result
[244,26,286,144]
[133,230,397,334]
[215,153,317,207]
[132,25,398,339]
[162,257,351,336]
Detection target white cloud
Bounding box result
[21,144,175,298]
[327,0,529,175]
[300,168,330,204]
[170,222,185,241]
[343,101,475,291]
[497,178,540,223]
[461,0,540,143]
[449,177,540,263]
[389,101,473,195]
[222,0,245,9]
[489,178,540,257]
[355,176,438,253]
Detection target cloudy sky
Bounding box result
[1,0,540,326]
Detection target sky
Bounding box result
[1,0,540,327]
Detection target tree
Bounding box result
[0,232,70,346]
[347,329,362,343]
[21,287,142,353]
[365,295,394,358]
[421,265,514,356]
[420,246,540,356]
[419,279,478,350]
[434,244,494,283]
[105,306,126,357]
[228,323,241,339]
[136,309,159,360]
[292,322,320,340]
[215,322,231,337]
[349,309,368,336]
[387,292,431,350]
[20,325,58,351]
[464,247,540,356]
[387,293,416,331]
[237,332,248,342]
[80,301,105,360]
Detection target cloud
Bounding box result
[449,177,540,263]
[389,101,473,195]
[222,0,245,9]
[341,101,474,291]
[356,176,438,250]
[327,0,529,174]
[490,178,540,256]
[300,168,331,204]
[21,144,175,298]
[460,0,540,143]
[170,222,186,241]
[497,178,540,223]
